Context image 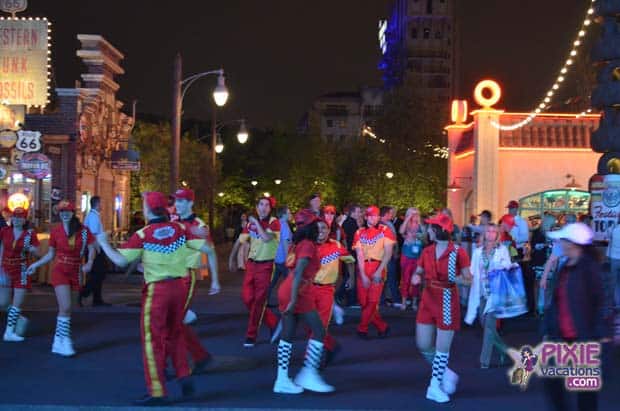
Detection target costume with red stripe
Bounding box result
[238,217,281,339]
[118,220,206,398]
[353,224,396,333]
[0,226,40,289]
[416,243,470,331]
[277,239,320,313]
[48,224,94,290]
[311,239,354,351]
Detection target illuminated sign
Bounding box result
[15,129,41,152]
[0,0,27,15]
[474,80,502,109]
[0,17,50,107]
[378,19,388,55]
[18,152,50,179]
[451,100,468,124]
[0,104,23,129]
[8,192,29,211]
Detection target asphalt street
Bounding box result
[0,266,618,411]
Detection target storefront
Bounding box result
[446,80,600,226]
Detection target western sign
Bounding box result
[0,16,50,106]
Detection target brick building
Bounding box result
[1,35,134,231]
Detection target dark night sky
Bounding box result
[21,0,589,128]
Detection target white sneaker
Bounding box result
[442,368,459,395]
[183,310,198,325]
[3,329,24,342]
[426,380,450,403]
[15,315,29,336]
[273,377,304,394]
[332,304,344,326]
[270,320,283,344]
[294,367,335,393]
[52,336,76,357]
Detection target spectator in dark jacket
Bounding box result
[543,223,605,411]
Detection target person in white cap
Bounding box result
[543,223,605,411]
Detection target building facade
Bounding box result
[1,35,133,232]
[379,0,458,102]
[302,87,383,144]
[446,80,600,226]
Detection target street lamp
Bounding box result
[251,180,258,186]
[218,192,224,197]
[447,176,472,193]
[215,134,224,153]
[237,120,249,144]
[274,179,282,185]
[264,192,271,197]
[565,174,581,190]
[385,172,394,179]
[170,53,228,194]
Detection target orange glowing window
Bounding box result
[451,100,468,123]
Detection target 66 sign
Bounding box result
[16,130,42,153]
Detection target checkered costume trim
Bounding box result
[442,245,459,327]
[359,232,384,246]
[20,229,33,286]
[144,236,187,254]
[320,251,341,265]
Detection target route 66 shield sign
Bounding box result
[16,130,42,153]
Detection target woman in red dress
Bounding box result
[0,207,40,342]
[411,213,472,404]
[274,209,334,395]
[26,201,95,356]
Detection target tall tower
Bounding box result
[379,0,458,102]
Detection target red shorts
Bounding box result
[416,285,460,331]
[1,265,31,290]
[278,275,316,314]
[51,263,82,291]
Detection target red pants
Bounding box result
[2,265,31,290]
[417,284,460,331]
[181,270,209,363]
[141,278,190,397]
[399,256,419,300]
[51,263,82,291]
[242,260,279,339]
[310,284,337,351]
[357,261,388,333]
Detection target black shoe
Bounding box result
[93,301,112,307]
[133,394,169,406]
[324,344,341,367]
[243,337,256,348]
[180,377,195,398]
[192,355,213,375]
[357,331,369,340]
[378,326,390,339]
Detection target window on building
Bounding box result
[326,134,334,143]
[426,0,433,14]
[411,28,418,38]
[336,119,347,128]
[435,31,442,39]
[423,28,430,39]
[326,119,334,128]
[340,135,347,142]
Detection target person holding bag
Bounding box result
[465,224,512,368]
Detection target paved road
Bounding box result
[1,268,618,411]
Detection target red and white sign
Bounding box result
[0,16,49,106]
[589,174,620,242]
[18,152,50,179]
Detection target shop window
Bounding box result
[426,0,433,14]
[411,28,418,38]
[423,28,431,39]
[326,119,334,128]
[435,31,442,39]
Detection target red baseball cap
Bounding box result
[323,205,337,214]
[174,188,195,201]
[143,192,168,210]
[506,200,519,209]
[12,207,27,218]
[366,206,380,217]
[425,213,454,234]
[500,214,516,229]
[295,209,319,228]
[57,200,75,212]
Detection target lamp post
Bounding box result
[170,53,228,194]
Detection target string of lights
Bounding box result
[490,0,596,131]
[362,125,449,158]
